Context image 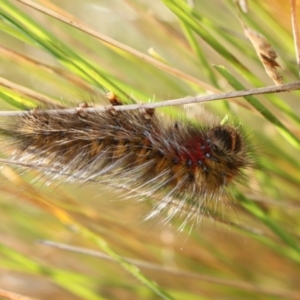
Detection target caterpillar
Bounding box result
[0,98,253,224]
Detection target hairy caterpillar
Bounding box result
[0,98,253,224]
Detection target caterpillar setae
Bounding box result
[0,98,253,224]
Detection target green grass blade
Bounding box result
[214,65,300,150]
[0,243,107,300]
[0,0,130,101]
[237,193,300,263]
[179,20,218,86]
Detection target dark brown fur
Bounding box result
[3,107,253,223]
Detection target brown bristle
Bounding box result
[2,107,253,224]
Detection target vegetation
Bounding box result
[0,1,299,299]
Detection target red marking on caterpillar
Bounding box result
[1,101,253,225]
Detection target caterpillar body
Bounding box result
[1,101,252,223]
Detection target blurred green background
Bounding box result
[0,0,300,299]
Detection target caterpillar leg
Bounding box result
[106,92,123,106]
[75,102,90,117]
[106,91,155,120]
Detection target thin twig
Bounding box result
[17,0,218,92]
[0,77,64,108]
[0,289,37,300]
[0,81,299,117]
[0,46,96,93]
[38,240,300,299]
[291,0,300,76]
